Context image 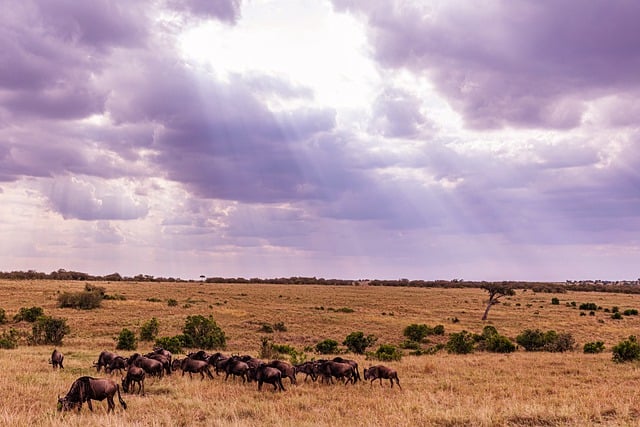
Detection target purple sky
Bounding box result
[1,0,639,281]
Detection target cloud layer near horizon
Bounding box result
[1,0,639,280]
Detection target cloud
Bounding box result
[166,0,242,23]
[332,0,640,129]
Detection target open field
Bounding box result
[3,280,640,426]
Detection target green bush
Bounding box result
[400,340,421,350]
[30,316,70,345]
[579,303,598,311]
[624,309,639,316]
[140,317,159,341]
[273,322,287,332]
[612,336,640,363]
[0,328,19,349]
[516,329,547,351]
[154,335,185,354]
[583,341,605,354]
[374,344,402,361]
[516,329,574,352]
[551,297,560,305]
[315,339,339,354]
[446,330,475,354]
[167,299,178,307]
[0,308,6,324]
[57,288,103,309]
[14,306,44,322]
[403,324,430,342]
[433,325,445,335]
[116,328,137,350]
[182,315,226,350]
[486,334,516,353]
[259,323,274,333]
[611,312,623,320]
[343,331,377,354]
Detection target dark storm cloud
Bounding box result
[332,0,640,130]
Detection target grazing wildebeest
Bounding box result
[105,356,127,376]
[180,358,214,380]
[247,364,286,391]
[364,365,401,389]
[50,349,64,369]
[267,360,297,385]
[122,365,145,395]
[224,357,250,383]
[240,355,263,369]
[333,357,361,382]
[295,361,318,382]
[316,361,357,385]
[57,376,127,413]
[94,350,120,373]
[127,353,164,378]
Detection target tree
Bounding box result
[182,315,226,350]
[481,283,515,320]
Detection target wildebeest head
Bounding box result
[57,396,78,412]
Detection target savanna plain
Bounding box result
[3,279,640,426]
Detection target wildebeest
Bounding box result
[333,357,361,382]
[247,364,286,391]
[94,350,120,373]
[316,361,357,385]
[295,361,318,382]
[145,352,172,376]
[122,365,145,395]
[50,349,64,369]
[127,353,164,378]
[364,365,401,388]
[208,353,230,376]
[267,360,297,385]
[239,354,263,369]
[105,356,127,376]
[180,358,214,380]
[224,357,250,383]
[57,376,127,413]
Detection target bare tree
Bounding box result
[481,283,515,320]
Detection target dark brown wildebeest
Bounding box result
[105,356,127,376]
[127,353,164,378]
[150,346,172,365]
[180,358,214,380]
[239,354,263,369]
[208,353,230,376]
[295,361,318,382]
[224,357,250,383]
[333,356,361,382]
[171,358,183,371]
[247,364,286,391]
[363,365,401,389]
[57,376,127,413]
[122,365,145,395]
[267,360,297,385]
[94,350,119,373]
[316,361,356,385]
[145,352,172,376]
[50,349,64,369]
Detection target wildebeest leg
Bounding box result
[258,380,263,391]
[107,396,115,413]
[279,379,285,392]
[87,399,93,412]
[395,377,401,389]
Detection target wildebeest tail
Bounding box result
[116,384,127,410]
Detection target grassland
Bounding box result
[2,279,640,426]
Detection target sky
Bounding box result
[1,0,639,281]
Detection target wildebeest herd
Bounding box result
[52,347,401,413]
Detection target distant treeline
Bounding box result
[1,269,640,294]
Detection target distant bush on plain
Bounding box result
[612,336,640,363]
[57,285,104,310]
[13,306,44,322]
[30,316,70,345]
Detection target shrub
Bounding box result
[182,315,226,350]
[583,341,605,354]
[343,331,377,354]
[551,297,560,305]
[0,328,19,349]
[433,325,445,335]
[403,324,430,342]
[400,340,421,350]
[579,303,598,311]
[612,336,640,363]
[154,335,185,354]
[116,328,137,350]
[624,309,639,316]
[57,288,103,310]
[140,317,159,341]
[0,308,6,324]
[374,344,402,361]
[335,307,354,313]
[146,297,162,302]
[485,334,516,353]
[611,312,623,320]
[273,322,287,332]
[14,306,44,322]
[446,330,475,354]
[315,339,339,354]
[259,323,274,333]
[516,329,546,351]
[30,316,70,345]
[167,299,178,307]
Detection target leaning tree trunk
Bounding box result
[481,300,495,321]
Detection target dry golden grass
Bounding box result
[3,280,640,426]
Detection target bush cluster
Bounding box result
[30,316,70,345]
[515,329,575,352]
[116,328,137,350]
[475,326,516,353]
[583,341,605,354]
[446,330,475,354]
[182,315,226,350]
[315,339,339,354]
[57,285,103,310]
[14,306,44,322]
[140,317,159,341]
[343,331,377,354]
[0,328,19,349]
[154,335,185,354]
[373,344,402,361]
[612,336,640,363]
[403,323,445,343]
